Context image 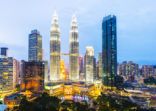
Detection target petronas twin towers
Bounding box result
[50,11,79,82]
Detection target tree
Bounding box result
[18,96,34,111]
[114,75,124,89]
[96,93,139,111]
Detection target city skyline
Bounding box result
[0,0,156,65]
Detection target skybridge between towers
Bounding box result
[50,52,79,57]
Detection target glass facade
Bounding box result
[0,47,8,57]
[50,12,61,81]
[69,15,79,81]
[102,15,117,86]
[28,29,42,61]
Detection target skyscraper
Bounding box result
[93,57,97,80]
[69,15,79,81]
[79,56,84,81]
[21,60,44,92]
[0,57,20,91]
[0,47,8,57]
[102,15,117,86]
[98,53,103,79]
[28,29,42,61]
[44,61,49,84]
[85,46,94,83]
[50,11,61,81]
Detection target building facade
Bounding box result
[50,12,61,81]
[102,15,117,86]
[141,65,155,78]
[0,47,8,57]
[118,61,139,81]
[69,15,79,81]
[0,57,20,91]
[85,46,94,83]
[28,29,42,61]
[21,61,44,92]
[93,57,97,80]
[98,53,103,79]
[79,56,84,81]
[44,61,49,84]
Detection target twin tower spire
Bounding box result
[50,11,79,82]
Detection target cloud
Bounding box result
[0,0,156,64]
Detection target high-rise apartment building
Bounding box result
[50,11,61,81]
[141,65,155,78]
[69,15,79,81]
[102,15,117,86]
[118,61,139,81]
[0,57,20,91]
[28,29,42,61]
[93,57,97,80]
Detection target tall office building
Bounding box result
[69,15,79,81]
[98,53,103,79]
[102,15,117,86]
[28,30,42,61]
[85,46,94,83]
[93,57,97,80]
[50,11,61,81]
[0,47,8,57]
[0,57,20,91]
[21,61,44,92]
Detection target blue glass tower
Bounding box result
[0,47,8,57]
[102,15,117,86]
[28,29,42,61]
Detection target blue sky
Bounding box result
[0,0,156,65]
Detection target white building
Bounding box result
[85,46,94,83]
[69,15,79,81]
[50,11,61,81]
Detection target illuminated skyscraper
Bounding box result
[28,29,42,61]
[102,15,117,86]
[79,56,84,81]
[85,46,94,83]
[69,15,79,81]
[50,11,61,81]
[0,53,20,91]
[44,61,49,84]
[21,61,44,92]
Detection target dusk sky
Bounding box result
[0,0,156,65]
